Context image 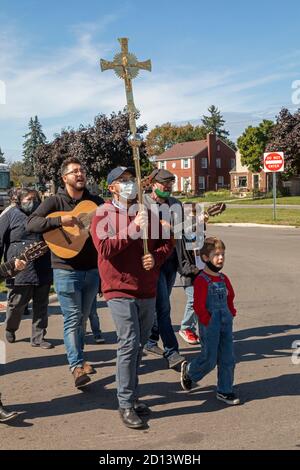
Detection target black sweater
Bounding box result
[27,187,104,271]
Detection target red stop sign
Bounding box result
[264,152,284,172]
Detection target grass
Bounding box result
[209,207,300,226]
[226,196,300,205]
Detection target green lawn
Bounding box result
[226,196,300,205]
[209,207,300,226]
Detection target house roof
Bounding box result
[156,140,208,160]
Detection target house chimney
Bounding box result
[207,132,216,170]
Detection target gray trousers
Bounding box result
[6,284,51,345]
[107,297,156,409]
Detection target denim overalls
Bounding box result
[188,271,235,394]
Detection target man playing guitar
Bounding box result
[27,157,104,388]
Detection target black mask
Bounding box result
[21,200,39,215]
[206,261,222,273]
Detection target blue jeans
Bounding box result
[54,268,99,369]
[146,259,178,359]
[180,285,198,333]
[89,297,101,336]
[108,297,156,408]
[187,273,235,394]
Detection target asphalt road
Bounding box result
[0,226,300,450]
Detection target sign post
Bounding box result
[263,152,284,220]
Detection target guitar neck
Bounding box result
[0,258,16,278]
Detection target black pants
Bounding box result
[6,284,51,344]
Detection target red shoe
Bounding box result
[179,329,200,345]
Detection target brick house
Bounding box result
[155,133,236,194]
[230,150,268,194]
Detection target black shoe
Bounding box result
[168,352,185,369]
[180,361,193,391]
[216,392,240,405]
[5,331,15,344]
[144,344,164,357]
[94,333,105,344]
[0,404,18,423]
[119,407,144,429]
[133,400,151,416]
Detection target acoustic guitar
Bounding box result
[0,241,49,278]
[43,200,98,259]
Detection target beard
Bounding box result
[67,178,86,191]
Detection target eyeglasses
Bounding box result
[64,168,86,176]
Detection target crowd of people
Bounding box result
[0,157,239,429]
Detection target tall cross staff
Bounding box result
[100,37,151,255]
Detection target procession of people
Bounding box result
[0,159,240,429]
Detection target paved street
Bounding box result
[0,226,300,450]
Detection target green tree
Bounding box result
[266,108,300,178]
[145,122,207,156]
[202,105,236,150]
[0,147,5,163]
[23,116,47,177]
[10,161,25,186]
[237,120,275,172]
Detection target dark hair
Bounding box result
[17,188,41,205]
[61,157,83,176]
[8,187,22,204]
[200,237,225,261]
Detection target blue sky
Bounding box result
[1,0,300,161]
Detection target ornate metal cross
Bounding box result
[100,38,152,254]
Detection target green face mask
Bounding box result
[155,188,171,199]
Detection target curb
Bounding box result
[212,223,299,229]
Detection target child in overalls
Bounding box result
[180,237,240,405]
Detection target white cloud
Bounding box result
[1,20,299,159]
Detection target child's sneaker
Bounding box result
[179,329,200,345]
[216,392,240,405]
[180,361,193,391]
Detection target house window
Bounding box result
[198,176,205,190]
[238,176,247,188]
[218,176,224,187]
[216,158,221,168]
[159,161,166,169]
[217,144,221,151]
[181,158,190,169]
[230,158,236,170]
[181,177,191,193]
[201,158,208,169]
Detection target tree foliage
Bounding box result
[9,161,25,186]
[0,147,5,163]
[202,105,236,150]
[34,110,152,190]
[23,116,47,176]
[237,120,275,172]
[145,122,207,156]
[266,108,300,178]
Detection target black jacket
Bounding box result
[0,206,52,286]
[26,187,104,271]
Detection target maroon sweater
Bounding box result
[91,201,173,300]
